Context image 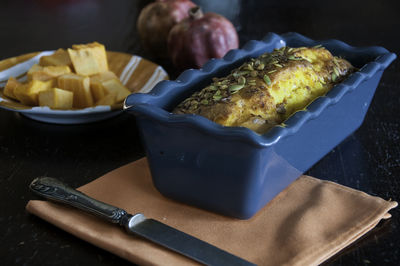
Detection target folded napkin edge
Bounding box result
[288,197,397,266]
[302,175,398,206]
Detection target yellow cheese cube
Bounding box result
[89,71,118,102]
[14,80,54,105]
[58,74,93,108]
[3,77,20,100]
[101,78,131,102]
[90,71,118,83]
[68,42,108,76]
[39,49,72,67]
[95,92,117,106]
[90,81,107,102]
[47,78,58,88]
[38,88,73,109]
[28,64,71,81]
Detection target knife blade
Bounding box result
[29,177,255,266]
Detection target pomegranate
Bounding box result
[167,6,239,70]
[137,0,196,58]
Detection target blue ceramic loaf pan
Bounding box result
[124,32,396,219]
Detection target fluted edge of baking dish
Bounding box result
[124,32,396,148]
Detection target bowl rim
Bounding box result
[0,50,168,114]
[124,32,396,148]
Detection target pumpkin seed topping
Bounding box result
[213,94,222,101]
[204,92,212,98]
[331,72,337,82]
[229,84,244,94]
[175,45,352,115]
[263,74,271,85]
[257,63,265,70]
[200,99,209,105]
[333,66,340,77]
[250,70,258,77]
[288,55,298,60]
[238,76,246,85]
[234,70,250,77]
[246,64,254,71]
[207,85,217,91]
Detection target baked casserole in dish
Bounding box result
[173,45,355,133]
[124,32,396,219]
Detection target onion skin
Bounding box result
[168,7,239,70]
[137,0,196,58]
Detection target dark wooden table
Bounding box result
[1,0,399,265]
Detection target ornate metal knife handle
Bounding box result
[30,177,130,225]
[30,177,256,266]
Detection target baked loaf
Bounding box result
[173,46,355,134]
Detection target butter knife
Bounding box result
[29,177,255,266]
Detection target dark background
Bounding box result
[0,0,399,265]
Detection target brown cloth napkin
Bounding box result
[26,158,397,266]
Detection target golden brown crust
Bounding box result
[173,46,354,133]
